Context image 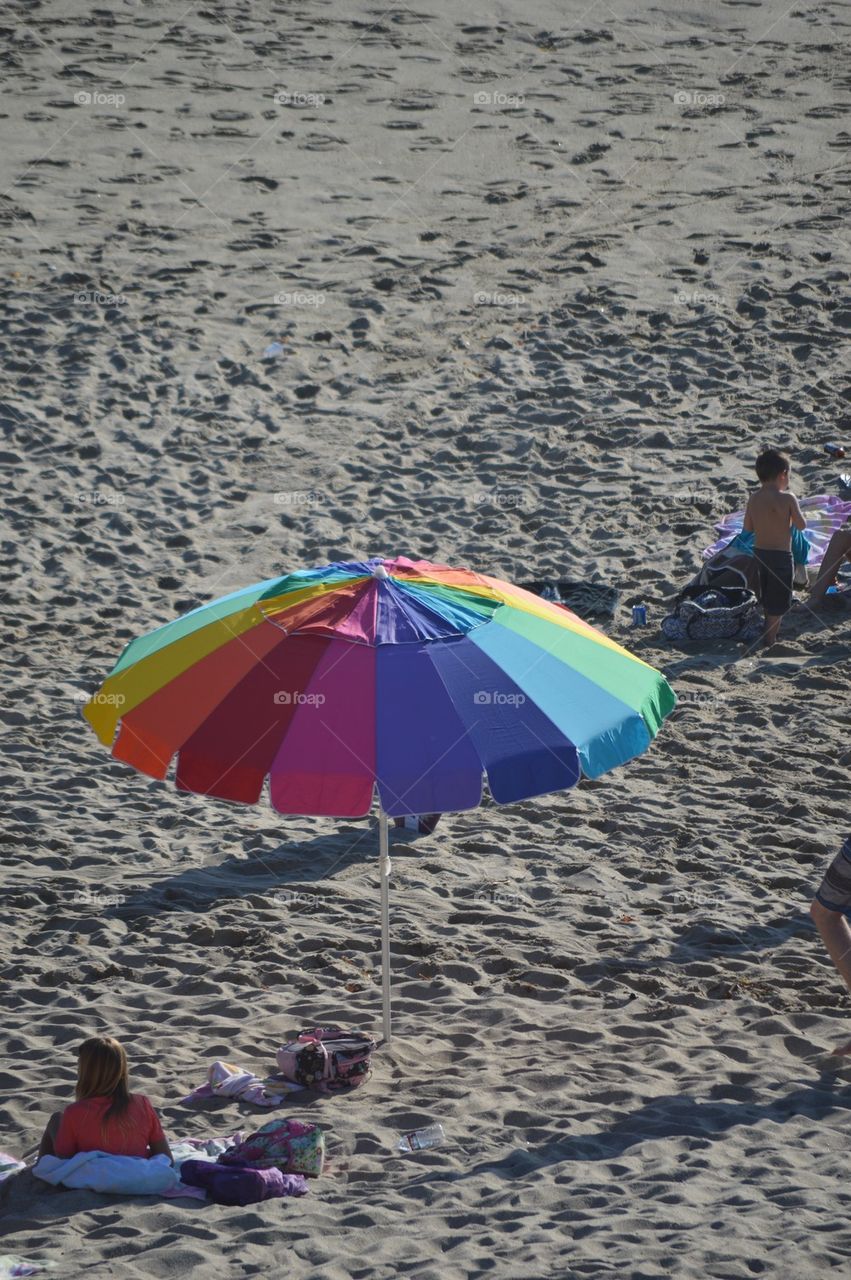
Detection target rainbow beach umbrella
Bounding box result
[83,555,676,1039]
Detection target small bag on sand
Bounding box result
[220,1117,325,1177]
[275,1027,375,1094]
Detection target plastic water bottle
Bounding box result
[397,1123,446,1153]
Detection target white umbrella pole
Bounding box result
[379,804,392,1043]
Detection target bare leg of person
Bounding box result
[762,614,781,647]
[810,529,851,605]
[810,900,851,1053]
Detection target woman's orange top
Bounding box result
[53,1094,165,1158]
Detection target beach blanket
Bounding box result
[181,1060,302,1107]
[705,495,851,568]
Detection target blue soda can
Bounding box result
[632,604,647,626]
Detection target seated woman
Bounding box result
[38,1035,172,1163]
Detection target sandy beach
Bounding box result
[2,0,851,1276]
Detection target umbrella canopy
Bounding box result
[84,555,675,817]
[83,555,676,1040]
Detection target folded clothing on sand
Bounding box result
[181,1060,303,1107]
[519,579,619,620]
[168,1134,245,1200]
[178,1159,308,1205]
[171,1134,243,1163]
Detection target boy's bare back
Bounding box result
[744,486,805,551]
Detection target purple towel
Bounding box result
[179,1159,309,1206]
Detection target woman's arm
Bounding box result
[37,1110,63,1159]
[149,1136,173,1163]
[141,1095,172,1163]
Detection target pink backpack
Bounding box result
[275,1027,375,1093]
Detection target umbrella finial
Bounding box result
[372,562,389,580]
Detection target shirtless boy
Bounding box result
[742,449,806,647]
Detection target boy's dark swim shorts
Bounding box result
[755,547,794,616]
[814,836,851,913]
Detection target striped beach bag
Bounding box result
[275,1027,375,1093]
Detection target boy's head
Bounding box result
[755,448,790,485]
